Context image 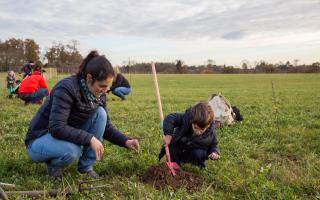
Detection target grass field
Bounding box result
[0,73,319,199]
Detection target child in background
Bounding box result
[7,70,15,98]
[159,101,220,168]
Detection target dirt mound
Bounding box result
[141,163,204,192]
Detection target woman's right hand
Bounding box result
[90,137,104,161]
[163,135,172,147]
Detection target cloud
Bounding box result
[222,31,245,40]
[0,0,319,65]
[1,0,319,40]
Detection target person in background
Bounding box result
[21,61,34,78]
[6,70,16,98]
[18,61,49,105]
[107,67,131,101]
[25,51,139,179]
[159,101,220,168]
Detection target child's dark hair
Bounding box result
[191,101,214,128]
[78,50,115,82]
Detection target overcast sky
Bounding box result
[1,0,319,66]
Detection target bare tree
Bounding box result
[293,59,299,67]
[24,39,40,62]
[176,60,184,73]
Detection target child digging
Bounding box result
[159,101,220,168]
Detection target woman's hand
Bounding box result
[208,152,220,160]
[90,137,104,161]
[125,139,140,152]
[163,135,172,147]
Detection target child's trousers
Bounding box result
[159,144,208,168]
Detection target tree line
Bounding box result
[0,37,319,73]
[121,60,320,74]
[0,38,83,72]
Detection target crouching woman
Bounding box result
[25,51,139,178]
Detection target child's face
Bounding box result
[192,123,210,136]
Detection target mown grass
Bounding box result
[0,73,319,199]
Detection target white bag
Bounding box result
[208,94,235,125]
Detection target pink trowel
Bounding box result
[165,146,181,176]
[152,62,181,176]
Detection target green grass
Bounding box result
[0,74,319,199]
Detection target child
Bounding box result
[159,101,220,168]
[7,70,15,98]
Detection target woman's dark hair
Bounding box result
[33,61,43,72]
[78,50,115,82]
[191,101,214,128]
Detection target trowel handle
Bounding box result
[151,62,164,121]
[165,146,172,163]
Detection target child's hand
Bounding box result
[163,135,172,147]
[208,152,220,160]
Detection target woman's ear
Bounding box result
[86,74,93,83]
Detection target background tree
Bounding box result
[207,59,215,67]
[293,59,299,67]
[176,60,184,73]
[0,38,26,69]
[24,39,40,62]
[44,40,82,69]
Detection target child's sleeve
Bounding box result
[162,112,184,135]
[208,129,220,154]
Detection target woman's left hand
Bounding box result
[125,139,140,152]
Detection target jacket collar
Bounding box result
[76,75,106,107]
[32,71,41,75]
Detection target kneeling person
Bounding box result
[108,67,131,101]
[159,101,220,168]
[18,61,49,104]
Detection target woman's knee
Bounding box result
[60,145,82,164]
[95,107,107,121]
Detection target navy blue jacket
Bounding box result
[25,75,129,147]
[163,108,219,154]
[110,74,130,91]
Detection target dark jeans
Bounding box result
[159,144,209,168]
[20,88,48,104]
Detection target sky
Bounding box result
[0,0,319,66]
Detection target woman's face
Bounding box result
[86,74,113,98]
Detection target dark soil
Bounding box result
[141,163,204,193]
